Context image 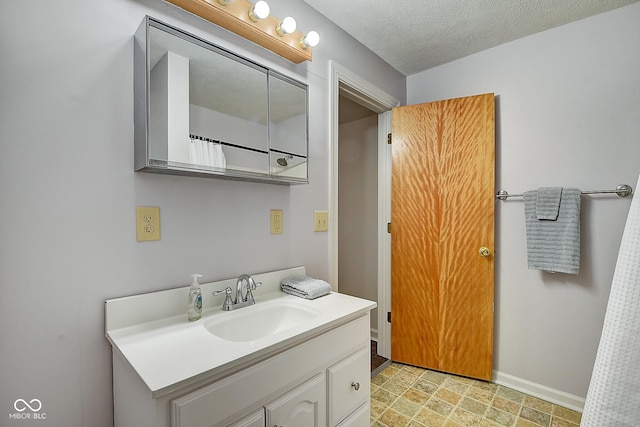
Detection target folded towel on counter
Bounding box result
[281,275,332,299]
[524,188,581,274]
[536,187,563,220]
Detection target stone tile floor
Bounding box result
[370,362,582,427]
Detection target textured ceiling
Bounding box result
[302,0,639,76]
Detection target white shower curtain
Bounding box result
[581,174,640,426]
[189,137,226,168]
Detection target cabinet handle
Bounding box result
[351,382,360,391]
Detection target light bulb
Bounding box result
[301,30,319,48]
[248,0,270,22]
[276,16,297,36]
[217,0,233,4]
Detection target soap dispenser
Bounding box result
[187,274,203,321]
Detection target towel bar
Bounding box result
[496,184,633,201]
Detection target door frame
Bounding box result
[329,61,399,358]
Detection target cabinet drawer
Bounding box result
[327,347,370,426]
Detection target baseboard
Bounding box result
[371,359,392,377]
[493,370,585,413]
[371,328,378,342]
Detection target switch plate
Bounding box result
[270,209,283,234]
[136,207,161,242]
[314,210,329,232]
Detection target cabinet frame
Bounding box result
[133,16,309,185]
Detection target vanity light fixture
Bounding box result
[248,0,270,22]
[276,16,296,37]
[165,0,317,63]
[301,30,320,48]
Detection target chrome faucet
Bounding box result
[213,274,262,311]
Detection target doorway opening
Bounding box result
[329,61,399,360]
[337,93,378,344]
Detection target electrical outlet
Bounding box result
[270,209,283,234]
[136,207,161,242]
[314,210,329,232]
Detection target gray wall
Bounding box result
[0,1,405,425]
[3,0,638,422]
[407,3,640,398]
[338,115,379,331]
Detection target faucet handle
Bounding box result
[213,287,234,311]
[212,286,232,296]
[248,280,262,291]
[244,280,262,304]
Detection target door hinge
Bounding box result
[387,222,391,233]
[387,312,391,323]
[387,133,392,144]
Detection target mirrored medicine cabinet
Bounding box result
[134,16,308,184]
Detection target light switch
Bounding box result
[136,207,160,241]
[314,211,328,232]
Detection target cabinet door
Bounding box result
[265,374,326,427]
[327,347,370,426]
[335,403,369,427]
[228,408,265,427]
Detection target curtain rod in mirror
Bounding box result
[165,0,316,63]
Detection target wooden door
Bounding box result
[390,93,495,380]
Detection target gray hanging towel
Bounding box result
[524,188,581,274]
[536,187,563,220]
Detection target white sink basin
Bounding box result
[203,299,321,342]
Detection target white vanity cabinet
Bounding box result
[169,316,368,427]
[106,267,376,427]
[111,313,371,427]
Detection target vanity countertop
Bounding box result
[105,267,376,398]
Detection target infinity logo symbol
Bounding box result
[14,399,42,412]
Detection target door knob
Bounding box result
[479,247,491,257]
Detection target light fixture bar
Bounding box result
[165,0,313,63]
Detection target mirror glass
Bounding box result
[136,17,308,184]
[269,72,308,180]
